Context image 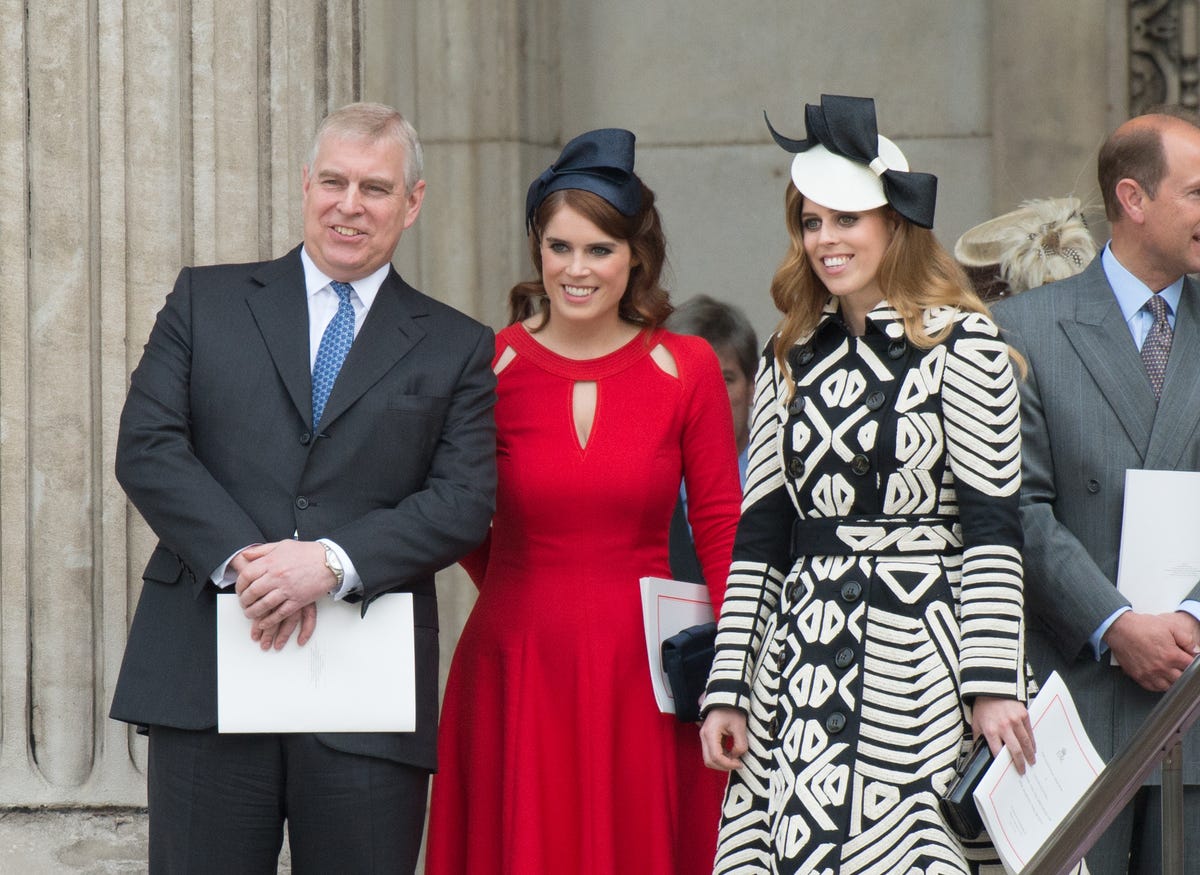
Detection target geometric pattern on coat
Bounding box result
[706,301,1026,874]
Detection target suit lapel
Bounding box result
[1058,262,1156,458]
[246,249,314,427]
[316,268,428,429]
[1145,278,1200,468]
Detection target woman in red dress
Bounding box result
[425,129,742,874]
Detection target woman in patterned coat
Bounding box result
[699,95,1035,874]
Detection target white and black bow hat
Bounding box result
[766,94,938,229]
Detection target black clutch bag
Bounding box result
[939,735,994,840]
[661,621,717,724]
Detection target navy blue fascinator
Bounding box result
[765,94,938,229]
[525,128,642,231]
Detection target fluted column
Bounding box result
[0,0,362,809]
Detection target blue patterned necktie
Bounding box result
[311,281,356,427]
[1141,293,1173,401]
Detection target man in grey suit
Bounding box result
[995,113,1200,873]
[111,103,496,873]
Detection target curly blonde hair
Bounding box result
[771,183,1014,397]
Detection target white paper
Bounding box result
[1116,468,1200,613]
[973,671,1105,874]
[217,592,415,733]
[639,576,714,714]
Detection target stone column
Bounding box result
[0,2,361,861]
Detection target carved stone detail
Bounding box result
[1130,0,1200,113]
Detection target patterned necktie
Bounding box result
[311,281,356,427]
[1141,292,1173,401]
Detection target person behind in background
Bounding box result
[666,294,758,583]
[110,103,496,873]
[699,94,1034,874]
[425,128,742,875]
[994,111,1200,875]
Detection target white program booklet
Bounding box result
[1116,468,1200,613]
[639,576,714,715]
[973,671,1105,874]
[217,592,415,733]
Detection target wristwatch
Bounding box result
[321,542,344,593]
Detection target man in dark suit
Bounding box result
[995,112,1200,873]
[665,295,756,583]
[111,103,496,873]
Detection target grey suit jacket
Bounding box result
[995,255,1200,782]
[110,246,497,771]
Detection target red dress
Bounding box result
[426,324,741,875]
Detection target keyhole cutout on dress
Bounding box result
[572,381,598,448]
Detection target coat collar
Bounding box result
[246,246,430,430]
[1057,257,1155,455]
[811,296,961,344]
[812,297,906,342]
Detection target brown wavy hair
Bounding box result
[771,182,1020,397]
[509,185,672,329]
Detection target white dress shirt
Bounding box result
[209,249,393,599]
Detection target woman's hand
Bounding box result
[972,695,1036,775]
[700,706,749,771]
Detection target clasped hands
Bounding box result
[232,540,336,651]
[1104,609,1200,692]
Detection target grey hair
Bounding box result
[308,102,424,193]
[666,294,759,382]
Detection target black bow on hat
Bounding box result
[766,95,938,229]
[525,128,642,231]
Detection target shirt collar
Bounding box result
[299,246,390,310]
[1102,242,1184,321]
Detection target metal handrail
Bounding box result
[1024,655,1200,874]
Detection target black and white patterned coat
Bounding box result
[705,300,1027,875]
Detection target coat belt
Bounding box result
[789,515,963,559]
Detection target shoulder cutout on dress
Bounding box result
[649,343,678,378]
[495,344,517,375]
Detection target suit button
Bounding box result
[295,497,309,509]
[835,647,855,669]
[788,396,806,416]
[840,581,862,602]
[1087,479,1100,494]
[767,716,779,736]
[865,390,886,410]
[299,432,311,445]
[786,579,802,600]
[888,340,907,360]
[788,455,805,478]
[826,712,846,734]
[850,454,871,475]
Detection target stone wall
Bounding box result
[0,0,1165,870]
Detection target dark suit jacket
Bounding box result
[110,246,496,771]
[995,255,1200,783]
[668,498,704,584]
